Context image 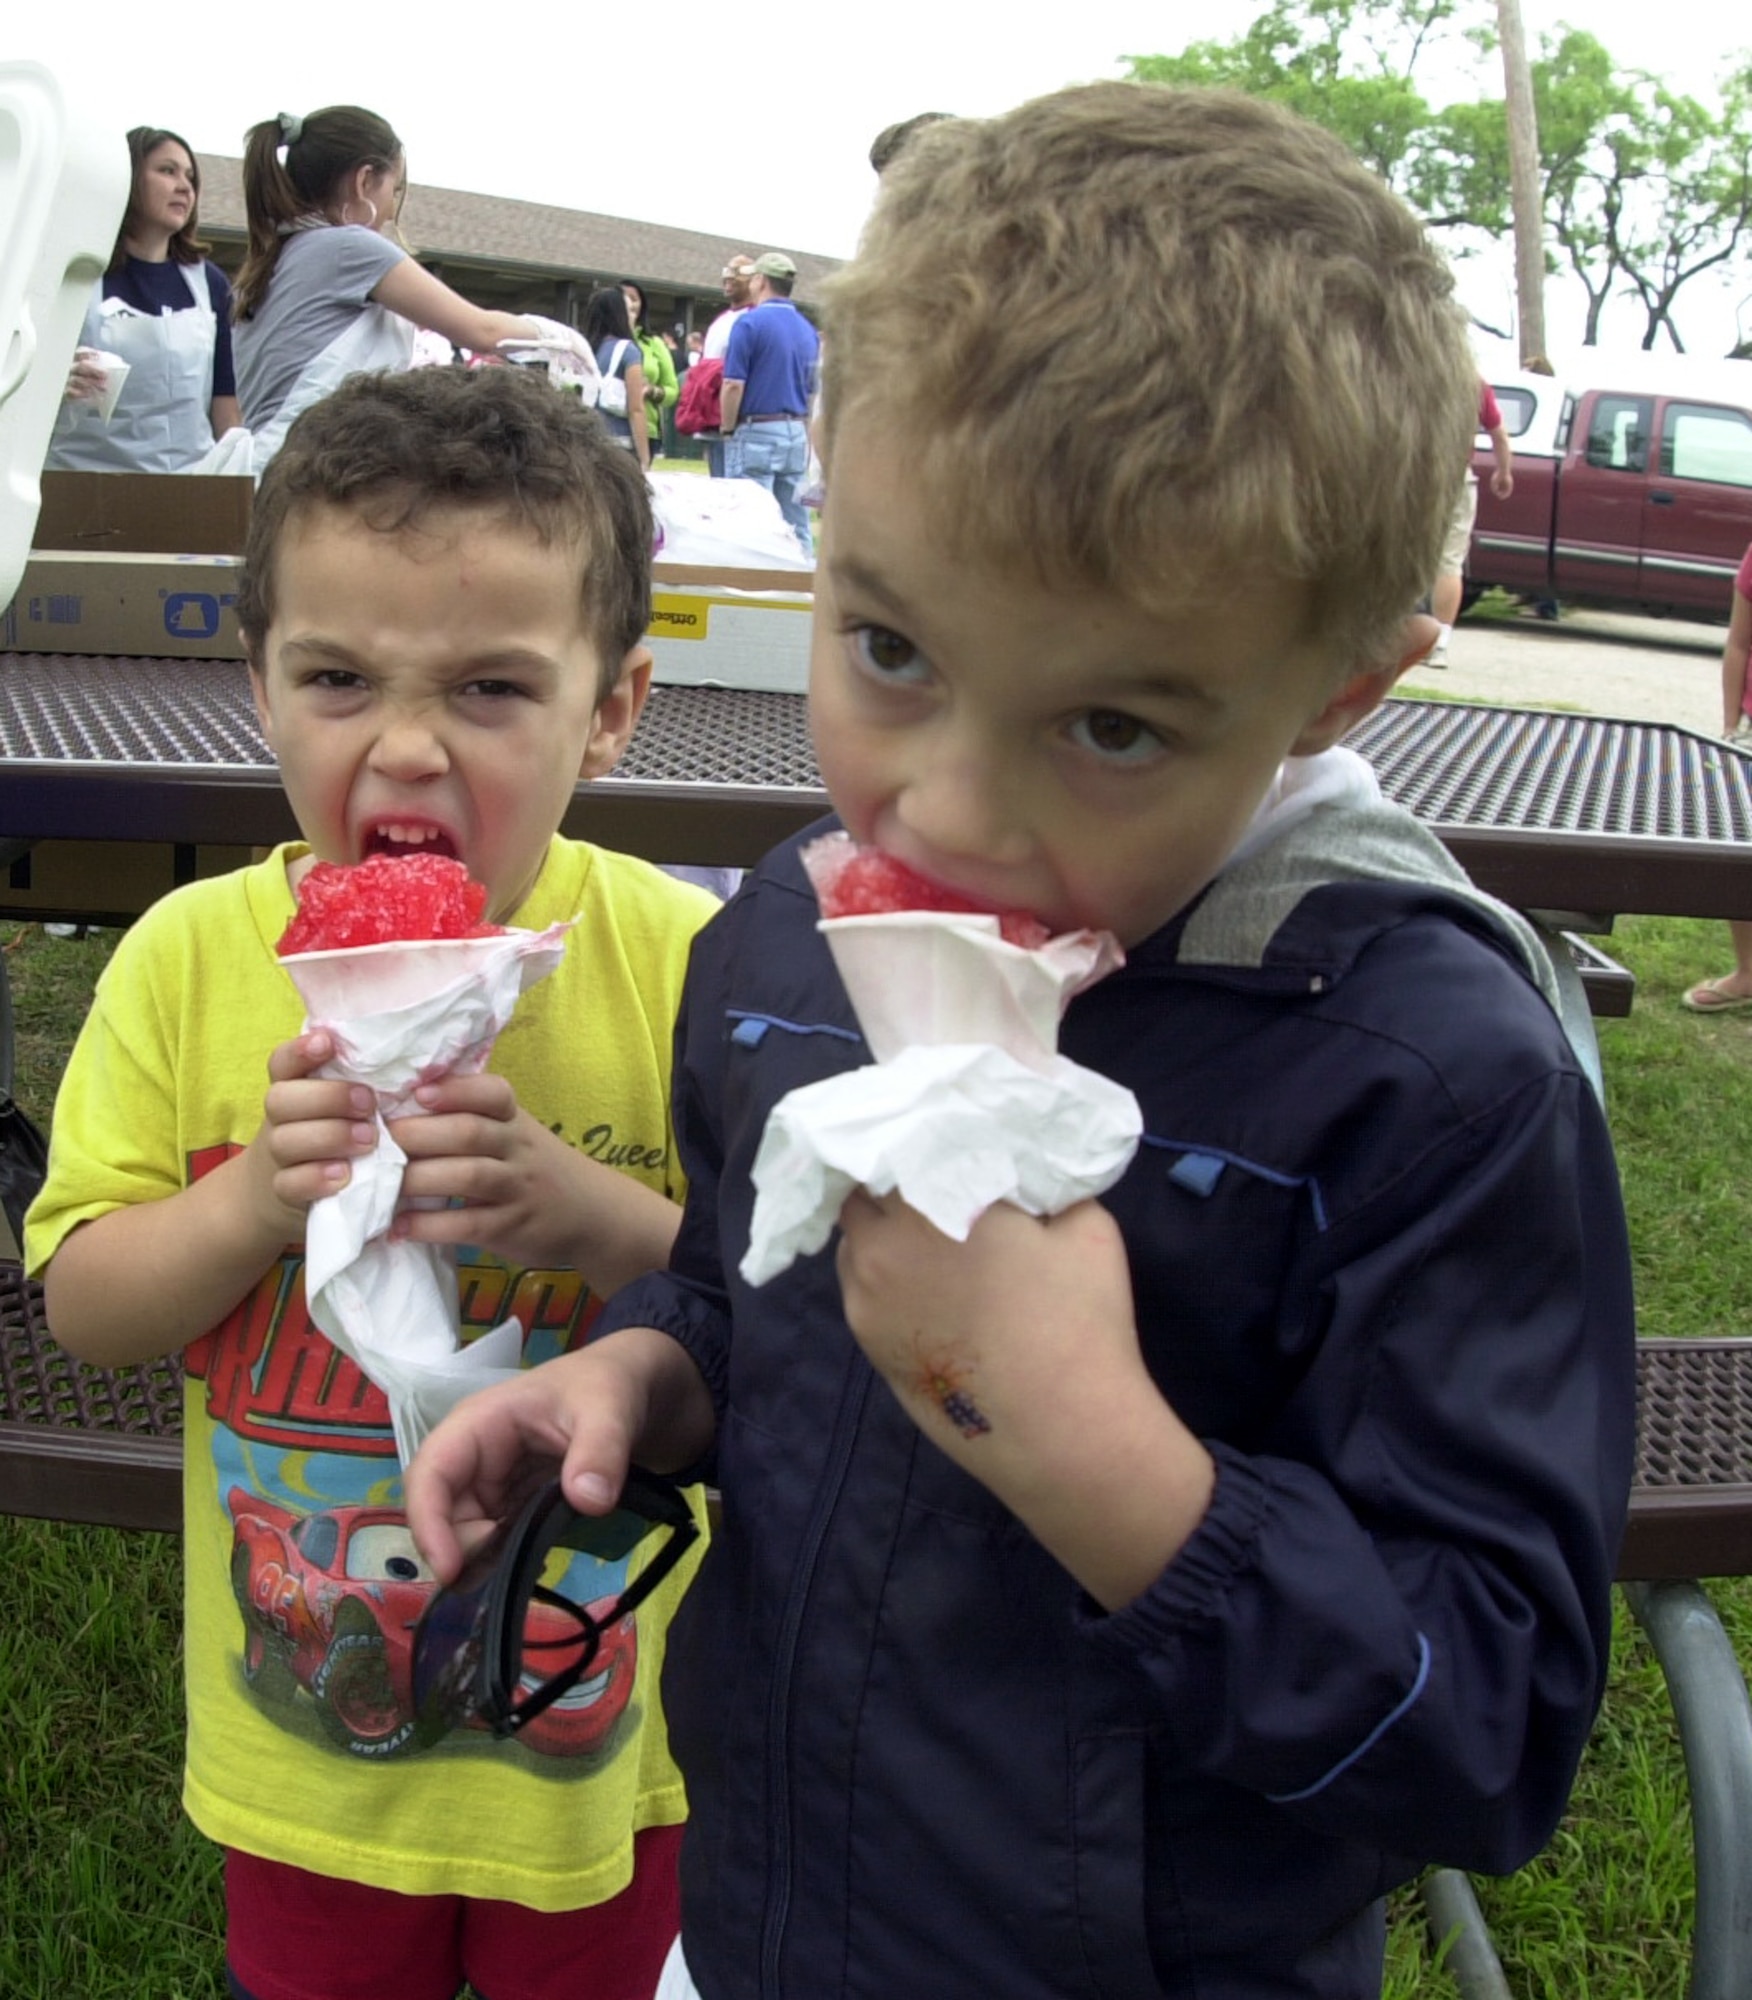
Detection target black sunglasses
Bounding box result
[411,1469,699,1747]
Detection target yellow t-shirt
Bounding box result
[27,839,717,1911]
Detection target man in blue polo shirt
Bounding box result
[721,252,820,557]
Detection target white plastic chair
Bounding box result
[0,62,129,614]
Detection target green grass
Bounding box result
[1466,586,1537,623]
[3,910,1752,1994]
[0,1518,223,1997]
[1397,682,1592,715]
[2,924,225,1996]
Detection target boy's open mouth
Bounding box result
[362,824,459,861]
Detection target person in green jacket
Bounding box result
[621,280,678,463]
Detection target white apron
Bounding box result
[47,261,218,473]
[196,302,416,480]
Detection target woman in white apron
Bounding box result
[47,126,241,473]
[226,105,596,477]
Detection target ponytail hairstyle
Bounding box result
[115,127,208,270]
[233,104,402,319]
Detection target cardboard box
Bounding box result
[33,469,252,555]
[1,550,245,658]
[0,553,812,672]
[647,565,813,694]
[651,562,814,594]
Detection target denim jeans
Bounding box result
[734,418,813,557]
[704,433,746,479]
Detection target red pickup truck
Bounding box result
[1467,354,1752,621]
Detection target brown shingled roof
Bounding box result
[195,155,838,310]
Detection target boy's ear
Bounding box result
[1287,615,1437,758]
[579,644,654,780]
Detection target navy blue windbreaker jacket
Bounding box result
[601,809,1637,2000]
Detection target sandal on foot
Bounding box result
[1682,978,1752,1014]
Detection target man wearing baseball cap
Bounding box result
[720,252,821,556]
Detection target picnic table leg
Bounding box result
[0,921,17,1265]
[1420,1869,1514,1999]
[1622,1579,1752,2000]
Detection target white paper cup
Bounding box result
[819,912,1123,1068]
[281,934,533,1019]
[85,350,130,423]
[280,926,573,1111]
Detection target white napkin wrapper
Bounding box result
[740,908,1142,1286]
[283,925,570,1463]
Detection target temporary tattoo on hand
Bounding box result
[909,1343,992,1440]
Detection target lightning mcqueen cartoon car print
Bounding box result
[226,1488,638,1759]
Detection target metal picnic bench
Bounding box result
[0,660,1749,929]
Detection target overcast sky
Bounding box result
[17,1,1752,353]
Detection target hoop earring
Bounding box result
[340,197,379,229]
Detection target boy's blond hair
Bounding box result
[820,82,1476,669]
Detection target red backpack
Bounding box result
[676,357,725,435]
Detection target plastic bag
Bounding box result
[648,470,813,570]
[497,317,601,402]
[0,948,48,1257]
[187,426,256,476]
[0,1094,48,1257]
[795,438,826,512]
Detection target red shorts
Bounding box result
[224,1823,682,2000]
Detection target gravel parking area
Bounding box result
[1399,604,1729,738]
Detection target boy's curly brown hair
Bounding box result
[238,366,652,692]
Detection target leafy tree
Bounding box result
[1530,31,1636,344]
[1124,3,1752,353]
[1529,34,1752,350]
[1126,0,1461,199]
[1606,80,1752,351]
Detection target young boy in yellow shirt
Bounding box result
[411,87,1635,2000]
[28,365,714,2000]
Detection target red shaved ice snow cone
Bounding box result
[805,835,1051,950]
[278,853,504,957]
[276,853,562,1044]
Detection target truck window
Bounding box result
[1660,402,1752,487]
[1583,395,1651,472]
[1486,385,1538,438]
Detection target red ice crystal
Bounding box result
[277,853,503,955]
[809,839,1052,950]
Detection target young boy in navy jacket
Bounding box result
[410,84,1636,2000]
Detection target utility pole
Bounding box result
[1497,0,1547,362]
